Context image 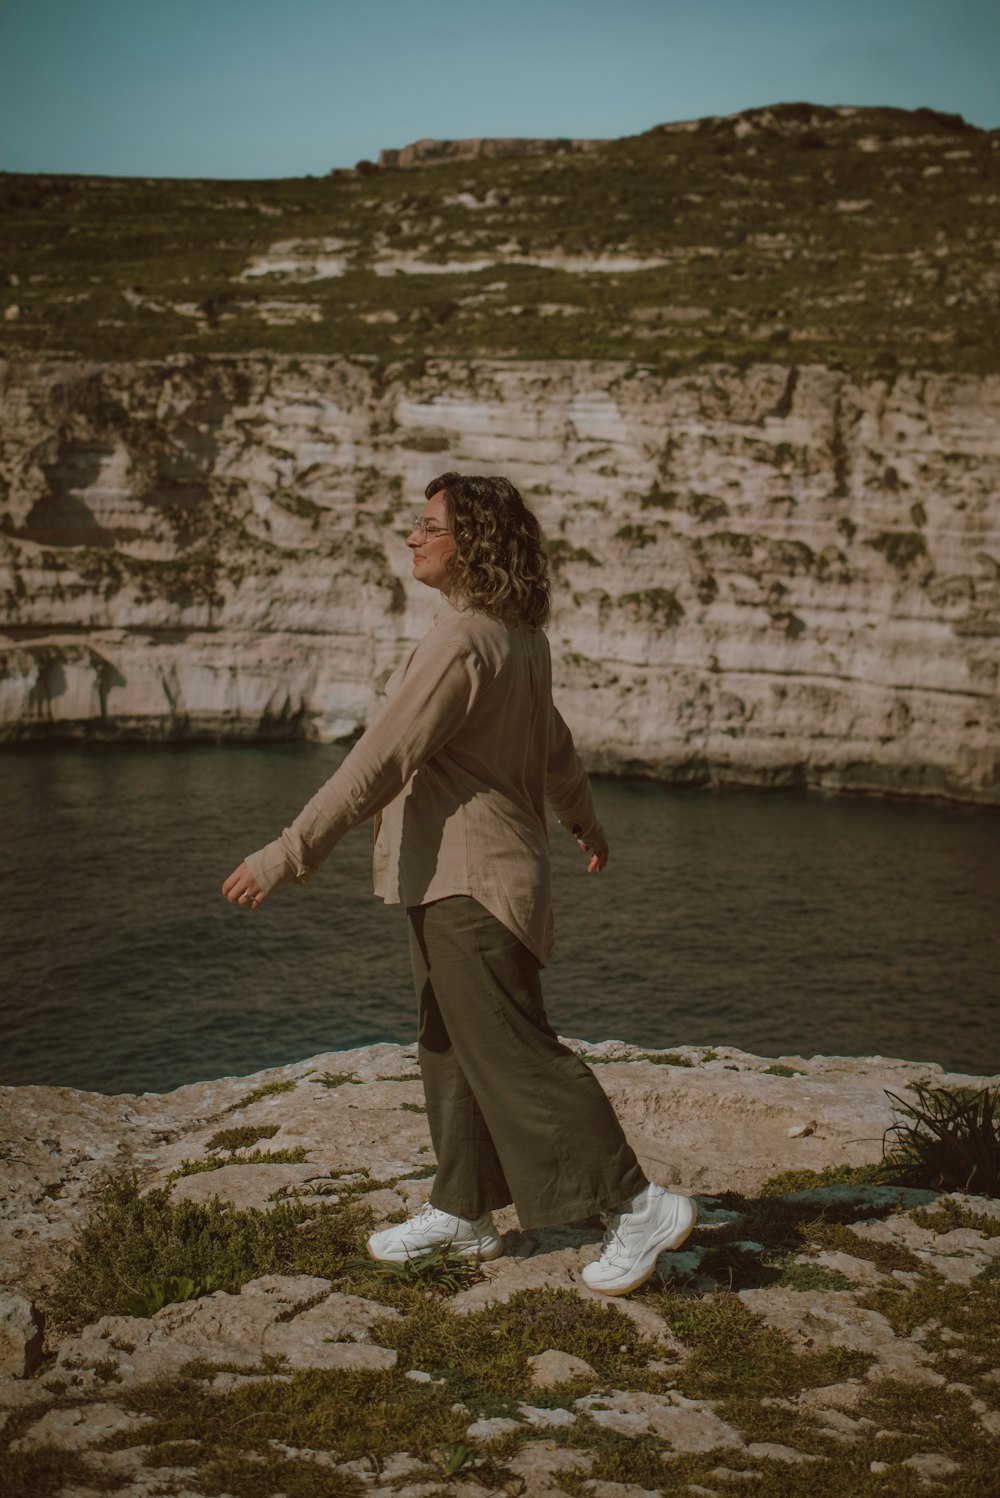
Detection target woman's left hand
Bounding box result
[577,838,609,874]
[222,861,267,910]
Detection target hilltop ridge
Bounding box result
[2,101,997,372]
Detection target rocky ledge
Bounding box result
[2,1041,998,1496]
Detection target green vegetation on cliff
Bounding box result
[1,103,997,373]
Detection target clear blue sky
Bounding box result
[1,0,997,179]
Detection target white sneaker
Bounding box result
[581,1184,697,1295]
[366,1204,504,1265]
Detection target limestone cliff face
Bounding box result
[1,354,998,803]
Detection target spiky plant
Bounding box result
[883,1084,999,1196]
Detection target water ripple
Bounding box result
[1,745,997,1093]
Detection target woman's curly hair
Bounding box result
[426,472,550,629]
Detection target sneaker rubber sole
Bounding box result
[587,1195,698,1296]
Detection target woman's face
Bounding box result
[407,492,456,593]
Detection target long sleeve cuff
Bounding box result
[243,838,309,896]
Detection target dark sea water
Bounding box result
[1,744,997,1095]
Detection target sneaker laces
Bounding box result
[400,1203,442,1240]
[596,1209,629,1264]
[411,1204,438,1224]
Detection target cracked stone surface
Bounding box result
[52,1278,400,1387]
[738,1287,944,1385]
[574,1390,743,1452]
[0,1291,44,1379]
[11,1401,152,1452]
[4,1043,993,1303]
[3,1042,998,1495]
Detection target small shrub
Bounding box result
[314,1072,361,1089]
[883,1083,1000,1195]
[909,1199,1000,1236]
[760,1163,893,1197]
[49,1174,372,1333]
[770,1258,856,1292]
[635,1051,694,1068]
[869,530,928,571]
[801,1220,922,1273]
[618,587,684,626]
[206,1125,279,1152]
[762,1063,804,1077]
[233,1079,297,1109]
[169,1147,308,1181]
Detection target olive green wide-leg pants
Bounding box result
[408,895,647,1230]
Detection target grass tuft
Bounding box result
[646,1286,873,1400]
[634,1051,694,1067]
[168,1147,309,1181]
[760,1164,891,1196]
[860,1261,1000,1387]
[357,1245,487,1297]
[118,1360,471,1470]
[909,1198,1000,1236]
[2,1444,120,1498]
[127,1273,216,1318]
[205,1124,279,1152]
[800,1220,922,1274]
[374,1287,663,1402]
[233,1079,298,1109]
[196,1449,361,1498]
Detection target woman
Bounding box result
[222,472,696,1295]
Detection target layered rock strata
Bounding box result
[2,355,998,802]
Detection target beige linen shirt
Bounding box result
[243,598,606,964]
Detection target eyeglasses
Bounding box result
[409,515,452,539]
